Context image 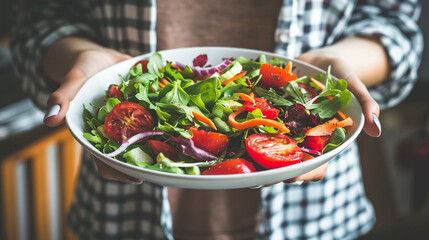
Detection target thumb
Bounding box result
[43,67,89,127]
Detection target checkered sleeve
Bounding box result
[10,1,97,110]
[342,0,423,109]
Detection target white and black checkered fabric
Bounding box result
[11,0,423,239]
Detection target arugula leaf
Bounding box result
[97,98,121,122]
[254,87,293,107]
[285,81,308,105]
[322,128,346,154]
[160,81,190,105]
[147,52,164,77]
[184,77,221,106]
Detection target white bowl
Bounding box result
[66,47,364,189]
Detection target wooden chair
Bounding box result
[1,126,82,240]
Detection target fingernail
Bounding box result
[372,113,382,137]
[286,180,304,186]
[44,104,61,121]
[126,180,143,185]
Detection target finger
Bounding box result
[283,162,329,183]
[93,157,143,184]
[344,73,381,138]
[44,68,88,127]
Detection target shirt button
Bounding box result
[278,31,290,43]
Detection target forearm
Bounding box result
[328,36,390,87]
[42,36,104,82]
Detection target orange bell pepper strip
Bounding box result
[228,106,290,133]
[221,71,247,86]
[284,61,293,74]
[305,117,353,136]
[192,111,217,131]
[235,92,255,104]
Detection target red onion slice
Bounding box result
[169,136,218,161]
[176,59,231,77]
[299,147,321,156]
[106,131,164,158]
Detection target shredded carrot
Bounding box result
[160,78,169,85]
[221,71,247,86]
[228,106,290,133]
[236,92,255,104]
[302,152,315,161]
[158,81,166,88]
[170,63,182,71]
[310,77,326,90]
[284,61,293,74]
[149,83,157,92]
[305,117,353,136]
[192,111,217,130]
[337,110,348,120]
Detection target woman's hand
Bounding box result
[42,37,142,184]
[280,37,387,185]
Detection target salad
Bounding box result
[82,52,354,175]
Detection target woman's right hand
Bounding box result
[42,37,142,184]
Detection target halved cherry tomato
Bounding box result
[260,63,297,88]
[108,84,124,99]
[188,126,229,155]
[246,133,303,169]
[104,102,154,142]
[244,97,280,119]
[202,158,256,175]
[132,59,149,73]
[147,140,179,162]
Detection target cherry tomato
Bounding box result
[132,59,149,73]
[260,63,297,88]
[188,126,229,155]
[104,102,154,142]
[246,133,303,169]
[108,84,124,99]
[147,140,179,162]
[202,158,256,175]
[244,97,280,119]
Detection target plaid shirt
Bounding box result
[11,0,423,239]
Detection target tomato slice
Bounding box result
[246,133,303,169]
[132,59,149,73]
[244,97,280,119]
[188,126,229,155]
[202,158,256,175]
[260,63,298,88]
[147,140,179,162]
[104,102,154,142]
[108,84,124,99]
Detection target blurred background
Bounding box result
[1,1,429,240]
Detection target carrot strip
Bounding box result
[160,78,169,85]
[221,71,247,86]
[337,110,348,120]
[305,117,353,136]
[284,61,293,74]
[158,81,166,88]
[228,106,290,133]
[236,92,255,104]
[310,77,326,90]
[192,111,217,130]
